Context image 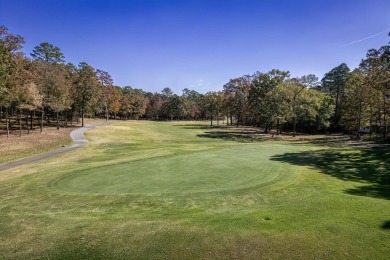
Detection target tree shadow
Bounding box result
[174,124,226,130]
[289,136,351,147]
[197,131,269,143]
[270,147,390,200]
[382,221,390,230]
[196,128,352,145]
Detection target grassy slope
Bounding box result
[0,121,389,259]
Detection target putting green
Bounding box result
[49,144,294,195]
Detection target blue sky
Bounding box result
[1,0,389,94]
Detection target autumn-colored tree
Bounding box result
[120,87,149,119]
[146,93,164,120]
[64,62,79,125]
[96,69,114,121]
[0,25,25,136]
[106,85,122,119]
[2,24,390,139]
[30,42,71,129]
[34,62,73,129]
[7,53,43,135]
[130,92,149,119]
[75,62,101,126]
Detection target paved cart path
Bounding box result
[0,122,107,172]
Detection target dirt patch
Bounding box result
[110,125,134,130]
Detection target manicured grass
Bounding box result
[50,144,292,195]
[0,121,389,259]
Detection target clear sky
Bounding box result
[1,0,389,94]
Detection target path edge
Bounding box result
[0,122,108,172]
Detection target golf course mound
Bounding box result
[49,144,291,195]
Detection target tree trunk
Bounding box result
[293,114,297,137]
[30,110,33,130]
[25,110,28,130]
[384,96,387,141]
[334,86,340,130]
[210,115,213,126]
[369,105,373,135]
[77,110,80,124]
[25,111,29,134]
[6,108,10,137]
[356,101,362,140]
[41,110,44,133]
[105,102,109,121]
[293,97,297,137]
[82,108,85,127]
[19,110,22,137]
[56,111,59,130]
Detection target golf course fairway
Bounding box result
[0,120,389,259]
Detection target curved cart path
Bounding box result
[0,122,107,172]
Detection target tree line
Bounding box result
[1,25,389,139]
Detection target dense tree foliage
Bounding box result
[320,63,350,130]
[1,25,389,139]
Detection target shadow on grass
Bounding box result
[174,124,225,130]
[196,129,350,145]
[197,131,269,143]
[270,148,390,200]
[382,221,390,230]
[290,135,351,147]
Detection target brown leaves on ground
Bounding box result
[0,126,77,164]
[0,118,107,164]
